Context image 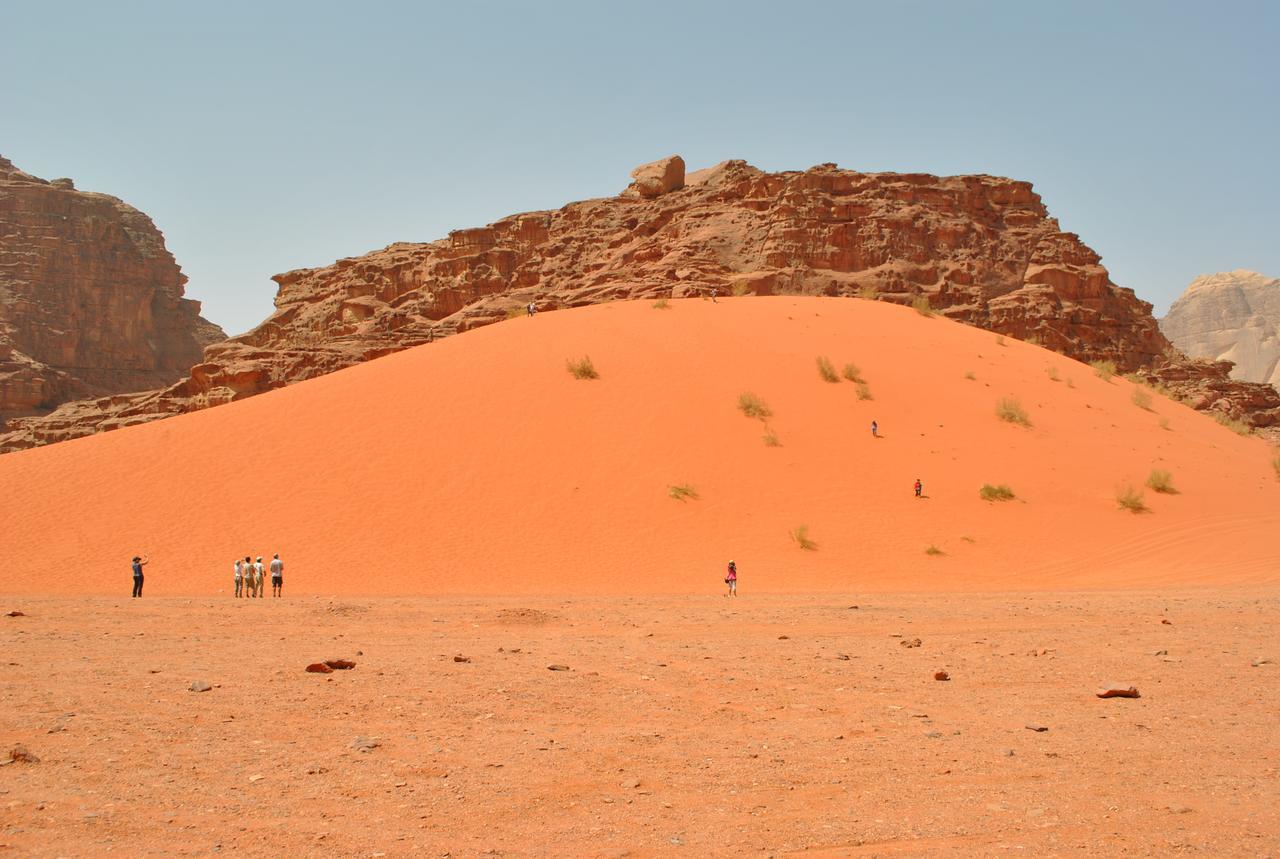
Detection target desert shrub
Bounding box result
[505,306,525,320]
[911,295,934,317]
[731,281,752,297]
[995,396,1030,426]
[1025,334,1042,346]
[1091,359,1117,381]
[996,335,1007,346]
[856,382,873,401]
[566,356,598,380]
[1131,387,1153,410]
[738,392,772,420]
[1212,411,1252,436]
[925,544,944,556]
[1046,366,1060,382]
[1146,469,1176,494]
[1159,417,1171,431]
[790,525,817,551]
[652,298,671,310]
[1273,449,1280,481]
[857,285,878,300]
[842,362,863,383]
[816,356,840,383]
[763,428,781,447]
[668,484,699,501]
[979,484,1016,501]
[1116,484,1147,512]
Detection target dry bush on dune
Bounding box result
[995,335,1007,346]
[731,281,752,297]
[652,298,671,310]
[1212,412,1252,436]
[1159,417,1171,431]
[996,396,1030,426]
[566,356,599,380]
[505,306,525,320]
[841,362,863,383]
[738,392,772,420]
[925,544,944,556]
[1047,366,1060,382]
[1273,450,1280,481]
[816,356,840,383]
[763,428,781,447]
[667,484,699,501]
[856,382,873,401]
[979,484,1016,501]
[1091,359,1117,381]
[911,295,934,317]
[1146,470,1176,494]
[964,370,977,381]
[790,525,817,551]
[1116,484,1147,512]
[857,285,878,300]
[1131,387,1153,410]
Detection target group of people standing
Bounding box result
[235,554,284,598]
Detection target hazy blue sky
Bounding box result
[2,0,1276,334]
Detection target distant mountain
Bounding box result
[1161,270,1280,390]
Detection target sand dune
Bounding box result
[0,296,1276,595]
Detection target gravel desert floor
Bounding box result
[2,590,1277,857]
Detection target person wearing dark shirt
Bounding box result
[131,555,149,598]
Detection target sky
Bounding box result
[2,0,1276,335]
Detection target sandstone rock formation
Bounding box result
[1,157,1274,451]
[0,155,223,425]
[1160,270,1280,390]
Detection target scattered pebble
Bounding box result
[620,778,641,789]
[453,655,471,663]
[5,610,24,617]
[1168,804,1194,814]
[352,736,380,753]
[933,670,950,681]
[306,663,334,674]
[1025,724,1048,732]
[189,681,213,693]
[547,664,571,671]
[248,774,264,782]
[900,638,922,648]
[1251,657,1272,667]
[1095,683,1141,699]
[324,659,356,670]
[7,745,39,764]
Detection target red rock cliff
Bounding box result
[3,158,1274,452]
[0,155,224,424]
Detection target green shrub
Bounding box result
[1145,470,1176,494]
[857,285,878,300]
[731,281,752,297]
[790,525,817,551]
[738,392,772,420]
[1131,387,1153,410]
[996,396,1030,426]
[856,382,873,401]
[842,363,864,383]
[1116,484,1147,512]
[911,295,934,317]
[816,356,840,383]
[979,484,1016,502]
[505,306,526,320]
[1091,359,1117,381]
[652,298,671,310]
[668,484,699,501]
[566,356,598,380]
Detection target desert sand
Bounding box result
[1,592,1278,856]
[2,297,1278,856]
[0,297,1276,595]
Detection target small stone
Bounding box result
[352,736,380,752]
[1152,649,1168,656]
[1251,657,1272,667]
[621,778,641,789]
[189,681,213,693]
[924,731,943,739]
[248,774,264,782]
[8,745,38,764]
[453,655,471,663]
[933,670,950,681]
[1004,749,1015,757]
[836,653,850,660]
[306,663,334,674]
[901,638,922,648]
[777,635,789,640]
[1161,619,1172,625]
[1168,804,1194,814]
[324,659,356,670]
[1025,724,1049,732]
[1095,683,1140,699]
[547,664,571,671]
[5,610,24,617]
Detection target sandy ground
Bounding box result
[2,590,1278,856]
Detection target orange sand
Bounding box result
[0,297,1276,595]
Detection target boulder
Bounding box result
[623,155,685,199]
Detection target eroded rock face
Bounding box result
[1161,270,1280,390]
[0,157,1265,451]
[0,155,223,424]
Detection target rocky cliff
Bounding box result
[1160,270,1280,390]
[2,157,1275,452]
[0,155,224,424]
